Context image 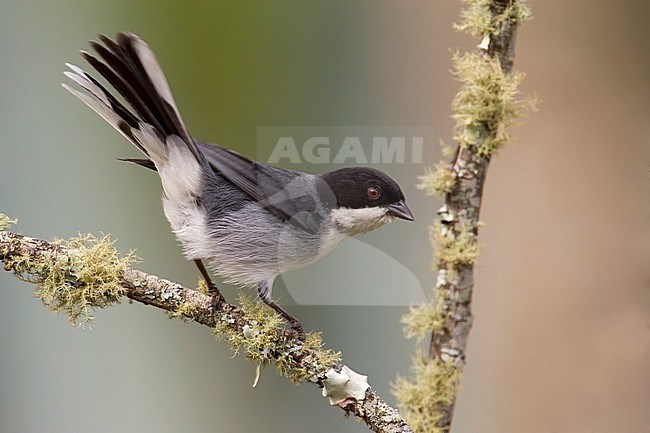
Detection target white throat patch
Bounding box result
[331,206,395,235]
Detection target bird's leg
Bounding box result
[194,259,224,313]
[257,281,304,337]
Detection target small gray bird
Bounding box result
[63,33,414,331]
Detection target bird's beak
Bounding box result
[387,200,415,221]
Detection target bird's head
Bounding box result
[319,167,414,235]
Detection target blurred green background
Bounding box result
[1,1,648,433]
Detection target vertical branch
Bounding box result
[429,0,529,430]
[395,1,534,433]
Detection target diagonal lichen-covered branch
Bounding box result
[395,1,535,433]
[0,229,413,433]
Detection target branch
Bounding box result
[428,0,530,429]
[0,230,413,433]
[395,2,534,433]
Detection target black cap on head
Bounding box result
[320,167,414,221]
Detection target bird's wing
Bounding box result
[198,142,325,233]
[123,140,323,233]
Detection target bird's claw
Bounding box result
[284,320,305,341]
[206,282,225,316]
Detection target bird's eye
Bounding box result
[367,187,381,200]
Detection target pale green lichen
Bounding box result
[417,161,456,197]
[213,294,341,384]
[168,301,198,322]
[277,330,341,383]
[454,0,532,37]
[502,0,533,25]
[395,288,460,433]
[0,213,17,231]
[454,0,494,36]
[393,354,462,433]
[417,141,457,196]
[196,278,209,295]
[166,279,205,321]
[452,51,535,156]
[9,234,136,327]
[213,293,283,360]
[401,289,449,340]
[432,220,480,268]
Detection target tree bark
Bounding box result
[428,0,524,430]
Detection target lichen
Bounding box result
[168,301,198,322]
[213,294,341,384]
[8,233,136,327]
[393,354,462,433]
[401,288,449,340]
[277,330,341,383]
[0,213,17,231]
[196,278,209,295]
[452,51,535,156]
[213,293,282,361]
[454,0,532,37]
[321,365,369,406]
[395,285,460,433]
[454,0,494,36]
[432,220,480,268]
[417,160,457,197]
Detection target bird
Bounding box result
[63,32,414,332]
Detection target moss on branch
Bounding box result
[213,294,341,384]
[6,233,136,327]
[393,356,461,433]
[454,0,531,37]
[0,213,17,231]
[418,160,457,197]
[452,51,534,156]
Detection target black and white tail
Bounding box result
[64,33,206,162]
[64,33,210,250]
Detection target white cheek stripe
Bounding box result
[331,206,394,234]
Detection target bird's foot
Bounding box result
[204,281,225,316]
[194,259,224,315]
[283,320,305,341]
[209,290,225,316]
